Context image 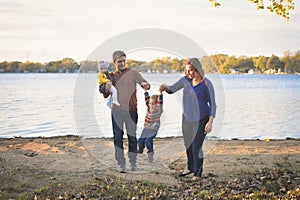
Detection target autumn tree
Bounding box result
[210,54,234,73]
[79,60,98,73]
[210,0,295,21]
[290,51,300,73]
[201,56,217,73]
[171,58,184,72]
[237,57,255,73]
[254,56,268,72]
[61,58,79,73]
[127,59,145,70]
[18,61,44,72]
[266,54,284,72]
[0,61,10,72]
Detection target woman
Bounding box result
[159,58,216,181]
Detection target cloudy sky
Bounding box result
[0,0,299,62]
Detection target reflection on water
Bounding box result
[0,74,76,138]
[0,73,299,139]
[220,74,300,139]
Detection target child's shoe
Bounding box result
[112,100,120,106]
[138,143,145,154]
[148,153,154,163]
[106,97,112,108]
[111,91,120,106]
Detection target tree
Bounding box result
[151,57,171,73]
[170,58,183,72]
[210,0,295,21]
[19,61,44,72]
[79,60,97,73]
[201,56,217,73]
[254,56,268,72]
[126,59,146,70]
[237,57,255,73]
[0,61,9,72]
[224,56,240,72]
[291,51,300,73]
[266,54,284,72]
[10,61,21,72]
[282,51,292,73]
[61,58,79,73]
[210,54,233,74]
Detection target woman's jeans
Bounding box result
[137,129,157,154]
[112,109,138,167]
[182,115,209,177]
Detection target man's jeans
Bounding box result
[112,109,138,167]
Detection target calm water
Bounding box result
[0,73,299,139]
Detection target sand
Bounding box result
[0,136,299,189]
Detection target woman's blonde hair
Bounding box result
[187,58,204,78]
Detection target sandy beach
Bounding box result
[0,136,299,199]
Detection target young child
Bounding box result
[98,61,120,108]
[137,89,163,162]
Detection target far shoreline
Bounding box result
[1,134,299,140]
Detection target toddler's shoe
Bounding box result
[112,100,120,106]
[106,97,112,109]
[138,147,144,154]
[111,92,120,106]
[138,143,145,154]
[148,153,154,163]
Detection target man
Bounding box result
[103,50,150,173]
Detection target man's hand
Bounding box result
[141,82,150,90]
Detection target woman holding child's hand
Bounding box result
[159,58,216,181]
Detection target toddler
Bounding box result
[137,90,163,162]
[98,61,120,108]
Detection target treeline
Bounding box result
[1,51,300,74]
[210,51,300,74]
[0,58,80,73]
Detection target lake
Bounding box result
[0,73,299,140]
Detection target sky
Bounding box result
[0,0,299,62]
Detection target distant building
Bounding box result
[264,68,276,74]
[247,69,261,74]
[247,69,255,74]
[230,68,240,74]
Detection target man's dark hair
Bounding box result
[113,51,126,62]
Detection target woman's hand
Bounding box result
[159,84,168,93]
[159,85,164,93]
[204,116,214,134]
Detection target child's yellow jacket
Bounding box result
[98,72,109,85]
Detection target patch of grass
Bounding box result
[1,159,299,199]
[0,191,10,200]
